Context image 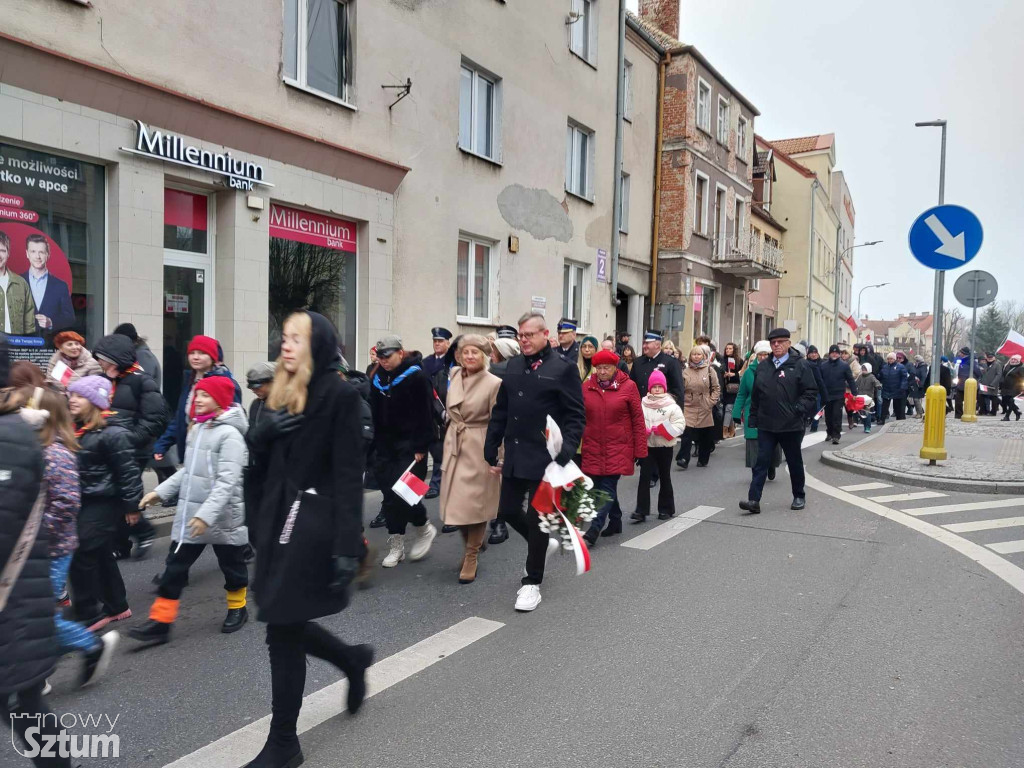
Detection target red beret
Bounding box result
[187,335,220,362]
[592,349,620,367]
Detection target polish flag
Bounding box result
[392,462,430,506]
[652,420,683,441]
[845,315,859,333]
[813,406,826,421]
[558,511,592,575]
[49,360,74,386]
[997,330,1024,358]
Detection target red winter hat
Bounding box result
[194,376,235,410]
[592,349,620,367]
[188,335,220,362]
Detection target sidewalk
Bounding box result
[820,416,1024,494]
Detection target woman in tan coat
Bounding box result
[676,345,721,469]
[440,335,502,584]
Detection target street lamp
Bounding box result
[832,240,883,342]
[915,119,947,381]
[856,282,890,324]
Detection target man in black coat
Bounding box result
[740,328,818,514]
[555,318,581,364]
[630,330,684,401]
[821,344,857,444]
[485,312,585,613]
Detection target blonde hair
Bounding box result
[268,312,314,415]
[458,334,492,370]
[20,386,79,451]
[662,340,678,357]
[75,399,107,432]
[689,345,709,362]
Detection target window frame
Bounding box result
[562,261,590,330]
[714,183,728,254]
[696,77,712,134]
[693,170,710,236]
[569,0,597,67]
[716,95,730,146]
[459,60,502,163]
[456,234,498,324]
[736,115,748,162]
[733,196,745,246]
[283,0,356,110]
[618,171,630,234]
[566,120,596,202]
[623,59,633,121]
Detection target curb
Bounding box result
[819,451,1024,495]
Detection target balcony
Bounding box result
[712,234,784,279]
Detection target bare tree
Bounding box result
[942,308,967,355]
[998,300,1024,335]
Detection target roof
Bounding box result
[859,319,893,337]
[756,135,815,179]
[626,11,760,116]
[769,134,835,156]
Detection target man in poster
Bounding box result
[23,233,74,334]
[0,230,36,336]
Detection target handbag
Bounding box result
[0,485,46,613]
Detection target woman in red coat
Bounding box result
[580,350,647,546]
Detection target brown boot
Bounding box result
[459,523,487,584]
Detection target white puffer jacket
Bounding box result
[156,405,249,546]
[641,397,686,447]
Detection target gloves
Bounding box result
[249,408,304,445]
[328,555,360,595]
[554,447,575,467]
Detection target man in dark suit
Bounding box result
[22,234,74,334]
[630,330,683,401]
[555,318,581,364]
[485,311,585,612]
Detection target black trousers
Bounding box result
[880,397,906,423]
[497,477,549,585]
[980,394,1000,415]
[69,538,128,620]
[265,622,365,743]
[1002,394,1022,416]
[114,458,156,554]
[748,430,804,503]
[636,447,675,517]
[824,399,845,438]
[427,438,444,491]
[375,451,428,535]
[677,426,714,465]
[157,541,248,601]
[2,681,71,767]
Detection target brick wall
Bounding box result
[638,0,680,39]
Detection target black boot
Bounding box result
[128,620,171,646]
[582,529,598,547]
[488,521,509,545]
[369,510,386,529]
[441,524,459,533]
[303,623,374,715]
[244,737,304,768]
[344,644,374,714]
[739,500,761,514]
[767,465,776,481]
[630,510,647,523]
[222,606,248,633]
[601,519,622,537]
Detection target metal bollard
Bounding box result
[920,384,948,463]
[961,378,978,423]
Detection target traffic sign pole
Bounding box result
[953,270,999,424]
[921,120,947,463]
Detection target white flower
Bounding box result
[582,476,594,491]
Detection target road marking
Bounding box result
[903,497,1024,516]
[943,517,1024,534]
[162,617,504,768]
[801,432,828,449]
[621,505,724,550]
[867,491,947,503]
[989,540,1024,555]
[839,482,893,492]
[804,472,1024,597]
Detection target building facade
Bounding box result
[830,169,856,346]
[747,145,784,344]
[0,0,660,409]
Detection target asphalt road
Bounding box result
[11,426,1024,768]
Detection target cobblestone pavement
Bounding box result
[887,416,1024,440]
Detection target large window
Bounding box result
[694,171,709,235]
[696,78,711,133]
[566,121,594,200]
[693,283,717,341]
[717,96,730,145]
[459,63,500,161]
[563,262,588,327]
[457,236,494,322]
[284,0,353,105]
[569,0,595,64]
[163,189,208,254]
[623,59,633,120]
[0,142,104,366]
[714,186,727,254]
[737,115,748,161]
[618,172,630,234]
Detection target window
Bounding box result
[692,283,718,340]
[717,96,730,145]
[284,0,353,105]
[566,121,594,200]
[714,186,727,254]
[694,171,709,235]
[737,115,748,161]
[734,198,744,246]
[563,262,588,326]
[618,172,630,233]
[164,189,208,254]
[459,63,500,161]
[457,236,494,321]
[569,0,596,64]
[696,78,711,133]
[623,59,633,120]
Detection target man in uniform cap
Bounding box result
[555,318,580,364]
[423,327,453,379]
[629,330,683,401]
[740,327,818,514]
[495,325,519,341]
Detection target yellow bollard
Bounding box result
[920,384,948,463]
[961,378,978,423]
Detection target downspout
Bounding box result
[609,0,626,309]
[649,52,669,327]
[805,179,817,344]
[832,223,841,345]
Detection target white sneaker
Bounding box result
[381,534,405,568]
[41,679,52,696]
[407,522,437,562]
[514,584,542,612]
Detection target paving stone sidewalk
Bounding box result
[821,416,1024,493]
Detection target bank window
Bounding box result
[164,189,208,254]
[618,172,630,233]
[457,236,494,322]
[569,0,596,65]
[284,0,353,105]
[563,262,588,328]
[696,78,711,133]
[459,62,501,161]
[623,59,633,120]
[737,115,748,161]
[566,121,595,200]
[717,96,730,145]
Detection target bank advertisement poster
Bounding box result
[0,142,104,367]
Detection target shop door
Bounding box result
[162,260,211,414]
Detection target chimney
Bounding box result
[638,0,680,40]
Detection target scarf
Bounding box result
[110,361,144,401]
[372,364,422,392]
[194,411,219,424]
[690,357,708,369]
[643,392,675,409]
[74,410,116,438]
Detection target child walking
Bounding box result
[633,370,686,522]
[857,364,883,433]
[129,376,250,646]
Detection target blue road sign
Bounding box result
[908,204,983,270]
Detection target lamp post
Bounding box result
[856,282,890,327]
[833,240,882,343]
[915,119,947,380]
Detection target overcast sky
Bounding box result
[627,0,1023,323]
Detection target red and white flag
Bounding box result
[49,360,74,386]
[652,420,683,441]
[392,462,430,506]
[558,511,591,575]
[997,330,1024,358]
[813,406,826,421]
[845,314,859,333]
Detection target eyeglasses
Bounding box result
[518,330,545,340]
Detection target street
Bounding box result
[21,427,1024,768]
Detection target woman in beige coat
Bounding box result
[676,345,721,469]
[440,335,502,584]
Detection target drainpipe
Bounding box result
[609,0,626,309]
[832,222,841,345]
[805,179,818,344]
[649,52,669,328]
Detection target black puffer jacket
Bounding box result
[1002,362,1024,397]
[369,352,434,456]
[0,360,58,694]
[93,334,169,465]
[75,422,143,546]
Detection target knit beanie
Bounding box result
[188,335,220,362]
[68,375,113,410]
[194,376,235,410]
[113,323,139,343]
[582,335,600,349]
[648,370,667,390]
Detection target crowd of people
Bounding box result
[2,310,1022,767]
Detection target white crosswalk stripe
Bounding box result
[621,505,723,550]
[867,491,948,503]
[943,517,1024,534]
[903,498,1024,516]
[838,481,892,492]
[988,540,1024,555]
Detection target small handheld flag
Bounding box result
[813,406,826,421]
[392,461,430,506]
[50,361,74,386]
[652,420,682,441]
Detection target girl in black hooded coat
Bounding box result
[244,311,372,768]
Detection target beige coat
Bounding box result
[45,348,103,389]
[440,367,502,526]
[682,365,720,429]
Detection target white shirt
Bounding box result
[0,271,11,334]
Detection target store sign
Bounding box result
[121,121,272,190]
[269,204,356,252]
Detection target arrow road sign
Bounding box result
[908,204,983,270]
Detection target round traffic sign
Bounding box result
[953,270,998,309]
[908,204,983,270]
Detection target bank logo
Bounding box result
[10,712,120,759]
